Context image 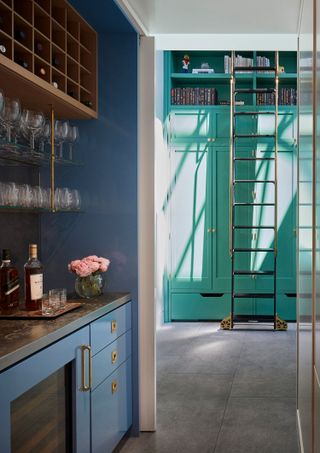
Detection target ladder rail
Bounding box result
[224,50,281,331]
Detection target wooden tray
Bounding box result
[0,302,82,319]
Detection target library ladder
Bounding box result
[220,50,287,331]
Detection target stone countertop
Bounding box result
[0,292,131,372]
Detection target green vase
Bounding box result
[75,273,105,299]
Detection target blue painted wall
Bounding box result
[41,1,139,435]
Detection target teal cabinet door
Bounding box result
[170,142,213,291]
[170,109,215,143]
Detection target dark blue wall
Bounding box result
[41,3,139,434]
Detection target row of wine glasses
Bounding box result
[0,89,80,161]
[0,182,81,210]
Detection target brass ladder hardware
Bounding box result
[275,315,288,331]
[111,320,117,333]
[220,315,232,330]
[111,380,118,394]
[111,351,118,364]
[80,345,92,392]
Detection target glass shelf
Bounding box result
[0,142,84,167]
[0,206,83,213]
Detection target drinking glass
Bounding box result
[20,109,44,151]
[37,118,51,154]
[6,182,19,206]
[49,289,62,312]
[42,293,54,316]
[0,97,21,144]
[70,189,81,210]
[67,125,79,161]
[55,120,69,160]
[17,184,33,207]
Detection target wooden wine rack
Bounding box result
[0,0,97,119]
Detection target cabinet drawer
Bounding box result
[171,293,230,320]
[92,330,132,390]
[91,358,132,453]
[91,302,131,354]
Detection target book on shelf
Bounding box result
[224,54,253,73]
[192,68,215,74]
[218,100,245,106]
[171,87,217,105]
[256,88,297,105]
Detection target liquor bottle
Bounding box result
[16,59,28,69]
[24,244,43,311]
[0,45,6,54]
[15,29,27,42]
[0,249,19,313]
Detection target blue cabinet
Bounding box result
[0,301,133,453]
[90,301,132,453]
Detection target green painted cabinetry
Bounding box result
[165,50,297,322]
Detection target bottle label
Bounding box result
[3,277,20,296]
[30,274,43,300]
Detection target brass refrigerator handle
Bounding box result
[80,345,92,392]
[275,51,279,256]
[229,55,234,257]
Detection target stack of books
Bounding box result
[256,88,297,105]
[171,87,217,105]
[224,55,253,73]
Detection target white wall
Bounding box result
[155,34,298,50]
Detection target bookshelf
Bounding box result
[0,0,97,119]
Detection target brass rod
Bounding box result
[275,51,279,256]
[229,52,234,257]
[50,106,55,211]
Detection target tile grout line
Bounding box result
[212,337,246,453]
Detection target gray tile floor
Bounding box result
[120,323,298,453]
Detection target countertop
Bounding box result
[0,292,131,372]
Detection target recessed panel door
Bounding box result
[170,109,214,143]
[170,143,212,291]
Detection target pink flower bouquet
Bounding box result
[68,255,110,277]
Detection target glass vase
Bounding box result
[75,273,105,299]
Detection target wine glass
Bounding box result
[54,120,69,160]
[36,118,51,155]
[0,97,21,144]
[66,125,79,161]
[20,109,44,152]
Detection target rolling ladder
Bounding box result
[220,51,287,331]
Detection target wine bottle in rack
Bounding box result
[52,56,60,68]
[16,59,29,69]
[52,80,59,89]
[0,45,6,54]
[81,100,93,108]
[15,29,27,42]
[0,249,19,313]
[35,41,44,53]
[68,90,75,98]
[37,67,46,77]
[0,15,4,27]
[24,244,43,311]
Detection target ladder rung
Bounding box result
[234,111,275,116]
[233,315,275,323]
[234,134,276,138]
[234,67,276,72]
[233,248,275,252]
[233,225,275,229]
[233,203,275,206]
[233,293,275,298]
[233,180,275,184]
[234,157,275,161]
[235,88,275,94]
[233,270,275,275]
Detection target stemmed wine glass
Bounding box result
[54,120,69,160]
[66,125,79,161]
[36,118,51,155]
[20,109,45,152]
[0,97,21,145]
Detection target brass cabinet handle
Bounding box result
[111,320,117,333]
[111,350,118,364]
[112,380,118,394]
[207,228,216,233]
[80,345,92,392]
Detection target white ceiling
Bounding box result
[119,0,302,35]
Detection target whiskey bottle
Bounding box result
[24,244,43,311]
[0,249,19,313]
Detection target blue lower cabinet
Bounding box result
[91,358,132,453]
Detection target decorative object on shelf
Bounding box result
[279,66,285,73]
[181,54,190,73]
[69,255,110,299]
